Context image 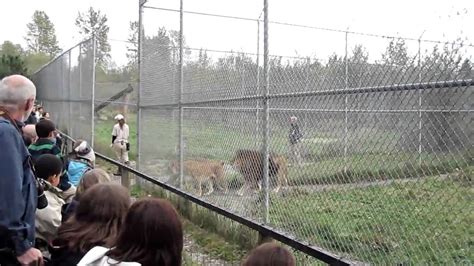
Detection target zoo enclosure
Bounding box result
[32,0,473,264]
[138,1,472,264]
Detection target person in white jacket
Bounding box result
[34,154,65,246]
[78,198,183,266]
[77,246,140,266]
[111,114,130,164]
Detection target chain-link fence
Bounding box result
[31,1,473,264]
[139,1,473,265]
[92,38,138,160]
[32,38,96,145]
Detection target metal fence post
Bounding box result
[137,0,146,173]
[417,34,424,166]
[59,51,65,131]
[344,30,349,173]
[78,43,83,139]
[255,15,261,140]
[304,57,310,129]
[262,0,270,224]
[68,51,73,135]
[178,0,185,189]
[91,36,97,148]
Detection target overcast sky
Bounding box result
[1,0,473,66]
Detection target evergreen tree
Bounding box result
[25,10,61,56]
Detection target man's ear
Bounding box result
[24,98,34,113]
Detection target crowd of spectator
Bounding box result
[0,74,296,266]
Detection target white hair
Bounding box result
[0,75,36,105]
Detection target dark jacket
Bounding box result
[29,138,71,191]
[49,245,86,266]
[61,199,79,223]
[24,112,37,125]
[289,123,303,145]
[28,138,62,162]
[0,117,37,255]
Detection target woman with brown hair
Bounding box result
[50,183,130,265]
[242,242,296,266]
[78,198,183,266]
[61,168,111,222]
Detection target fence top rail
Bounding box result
[138,78,473,109]
[60,132,353,265]
[143,5,474,48]
[143,38,317,61]
[31,38,93,77]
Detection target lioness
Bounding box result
[271,154,289,193]
[169,159,227,196]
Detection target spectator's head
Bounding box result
[37,106,44,113]
[73,140,95,163]
[115,114,125,126]
[23,124,37,145]
[107,198,183,266]
[42,112,50,119]
[0,75,36,122]
[290,116,297,124]
[242,242,296,266]
[35,119,56,139]
[56,183,130,252]
[75,168,111,200]
[35,154,63,187]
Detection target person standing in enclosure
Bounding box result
[111,114,130,175]
[288,116,303,165]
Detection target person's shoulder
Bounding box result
[77,246,110,265]
[0,117,16,131]
[45,187,65,204]
[0,118,22,141]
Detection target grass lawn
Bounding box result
[94,113,472,193]
[94,115,473,264]
[94,115,471,186]
[270,176,474,264]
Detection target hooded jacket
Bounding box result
[35,181,65,242]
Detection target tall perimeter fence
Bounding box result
[32,0,473,264]
[32,38,96,145]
